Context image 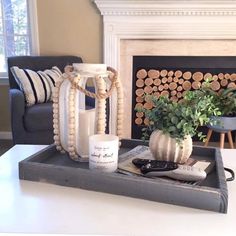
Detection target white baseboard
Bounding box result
[0,132,13,140]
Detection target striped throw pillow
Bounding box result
[11,66,62,106]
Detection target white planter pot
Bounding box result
[149,130,192,164]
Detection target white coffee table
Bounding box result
[0,145,236,236]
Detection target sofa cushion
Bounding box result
[24,102,53,132]
[10,66,62,106]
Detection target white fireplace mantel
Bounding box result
[94,0,236,68]
[94,0,236,138]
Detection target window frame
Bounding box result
[0,0,39,85]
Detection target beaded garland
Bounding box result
[52,65,123,161]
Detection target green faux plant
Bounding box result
[196,82,236,116]
[140,87,221,142]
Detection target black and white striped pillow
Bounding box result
[11,66,62,106]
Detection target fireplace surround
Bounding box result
[94,0,236,139]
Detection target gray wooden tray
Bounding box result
[19,139,228,213]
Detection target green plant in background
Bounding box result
[197,81,236,116]
[140,87,221,143]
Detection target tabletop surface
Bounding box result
[0,144,236,236]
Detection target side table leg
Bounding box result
[227,131,234,149]
[204,129,213,147]
[220,133,225,149]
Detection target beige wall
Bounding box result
[37,0,102,62]
[0,0,102,134]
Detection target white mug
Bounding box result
[89,134,119,172]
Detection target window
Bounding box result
[0,0,38,78]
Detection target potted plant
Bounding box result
[140,88,221,164]
[198,85,236,132]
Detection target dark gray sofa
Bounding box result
[8,55,85,145]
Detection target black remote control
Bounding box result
[140,161,178,173]
[132,158,178,171]
[132,158,207,181]
[132,158,153,168]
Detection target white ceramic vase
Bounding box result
[149,130,193,164]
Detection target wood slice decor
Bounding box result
[135,103,143,110]
[136,69,147,79]
[218,73,224,80]
[167,76,173,83]
[192,72,203,81]
[145,77,154,86]
[175,70,182,78]
[220,79,228,87]
[136,112,144,118]
[183,81,192,91]
[154,92,160,98]
[169,82,177,90]
[144,118,150,126]
[160,90,169,97]
[136,79,144,87]
[192,81,201,90]
[158,84,164,91]
[177,92,182,98]
[144,86,153,94]
[160,69,168,77]
[153,86,158,91]
[170,96,178,102]
[228,82,236,88]
[135,117,143,125]
[183,71,192,80]
[154,78,161,86]
[170,90,177,96]
[178,78,184,85]
[173,77,179,83]
[148,69,160,78]
[177,86,183,92]
[162,77,168,84]
[144,102,153,110]
[210,81,220,91]
[136,96,144,103]
[204,73,212,81]
[168,71,174,77]
[163,84,169,90]
[231,73,236,81]
[135,88,144,97]
[225,73,231,80]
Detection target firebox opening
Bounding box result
[132,56,236,142]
